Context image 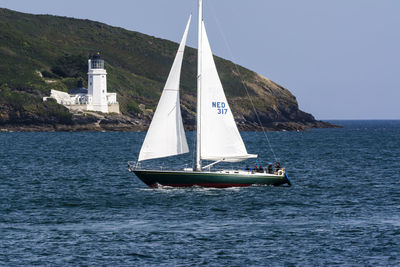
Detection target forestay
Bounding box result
[199,21,257,162]
[138,16,191,162]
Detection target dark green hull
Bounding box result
[133,169,291,188]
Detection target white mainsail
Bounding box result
[199,21,257,163]
[138,15,191,162]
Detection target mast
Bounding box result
[196,0,203,171]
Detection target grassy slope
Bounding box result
[0,8,315,127]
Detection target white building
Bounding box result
[43,53,120,114]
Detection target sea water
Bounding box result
[0,121,399,266]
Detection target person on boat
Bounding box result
[258,165,264,173]
[245,165,250,171]
[275,162,281,171]
[268,164,273,174]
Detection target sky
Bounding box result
[1,0,399,120]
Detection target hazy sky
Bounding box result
[1,0,399,119]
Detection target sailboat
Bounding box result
[128,0,291,188]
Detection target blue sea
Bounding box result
[1,120,399,266]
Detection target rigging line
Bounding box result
[209,4,278,162]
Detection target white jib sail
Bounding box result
[138,15,191,162]
[199,21,257,163]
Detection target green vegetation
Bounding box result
[126,99,141,114]
[50,54,87,79]
[0,86,72,125]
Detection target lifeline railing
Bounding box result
[128,161,193,172]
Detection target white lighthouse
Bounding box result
[87,53,108,113]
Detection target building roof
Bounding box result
[68,88,88,94]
